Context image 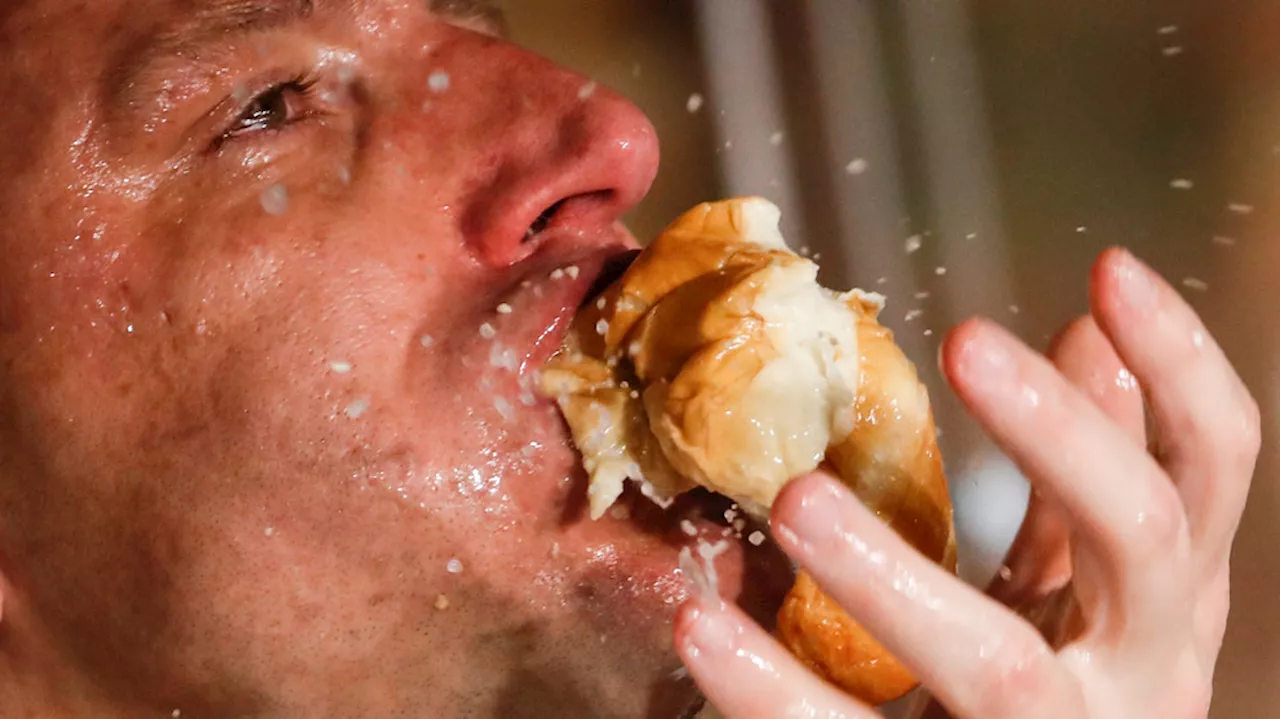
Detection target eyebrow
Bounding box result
[428,0,507,36]
[105,0,507,127]
[107,0,322,115]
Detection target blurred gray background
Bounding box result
[499,2,1279,716]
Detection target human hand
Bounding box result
[674,248,1261,718]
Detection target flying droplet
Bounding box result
[845,158,869,175]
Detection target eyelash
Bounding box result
[217,73,322,146]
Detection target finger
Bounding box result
[989,490,1071,605]
[993,318,1145,609]
[1090,248,1262,574]
[941,318,1190,650]
[674,594,878,719]
[1048,315,1146,444]
[772,473,1083,719]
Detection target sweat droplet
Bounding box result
[446,558,464,573]
[686,93,704,113]
[479,322,496,339]
[904,235,922,254]
[1170,178,1194,190]
[578,81,598,100]
[260,184,288,216]
[428,70,450,93]
[328,360,353,374]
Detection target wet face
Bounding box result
[0,1,789,716]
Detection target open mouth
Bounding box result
[582,247,641,305]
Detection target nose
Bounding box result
[453,46,660,268]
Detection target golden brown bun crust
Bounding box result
[776,296,956,705]
[543,198,957,706]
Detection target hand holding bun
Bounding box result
[540,197,956,705]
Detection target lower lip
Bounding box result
[500,252,611,379]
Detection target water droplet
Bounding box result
[845,158,869,175]
[344,399,370,419]
[428,70,450,93]
[1170,178,1194,190]
[337,63,357,86]
[1182,277,1209,292]
[479,322,496,339]
[1227,203,1254,215]
[446,558,464,573]
[1212,235,1237,247]
[264,527,275,537]
[1162,45,1184,57]
[329,359,353,374]
[419,334,434,348]
[493,396,514,421]
[686,93,704,113]
[578,81,598,100]
[496,303,513,314]
[769,131,785,146]
[260,184,289,215]
[904,235,923,254]
[748,531,765,546]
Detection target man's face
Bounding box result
[0,1,789,716]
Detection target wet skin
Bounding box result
[0,1,791,716]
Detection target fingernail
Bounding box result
[1111,248,1159,315]
[957,320,1016,387]
[773,474,850,559]
[679,599,739,662]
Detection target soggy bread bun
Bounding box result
[540,197,957,706]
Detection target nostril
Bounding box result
[525,199,567,242]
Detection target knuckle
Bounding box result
[1235,393,1263,468]
[1130,482,1187,562]
[971,634,1059,714]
